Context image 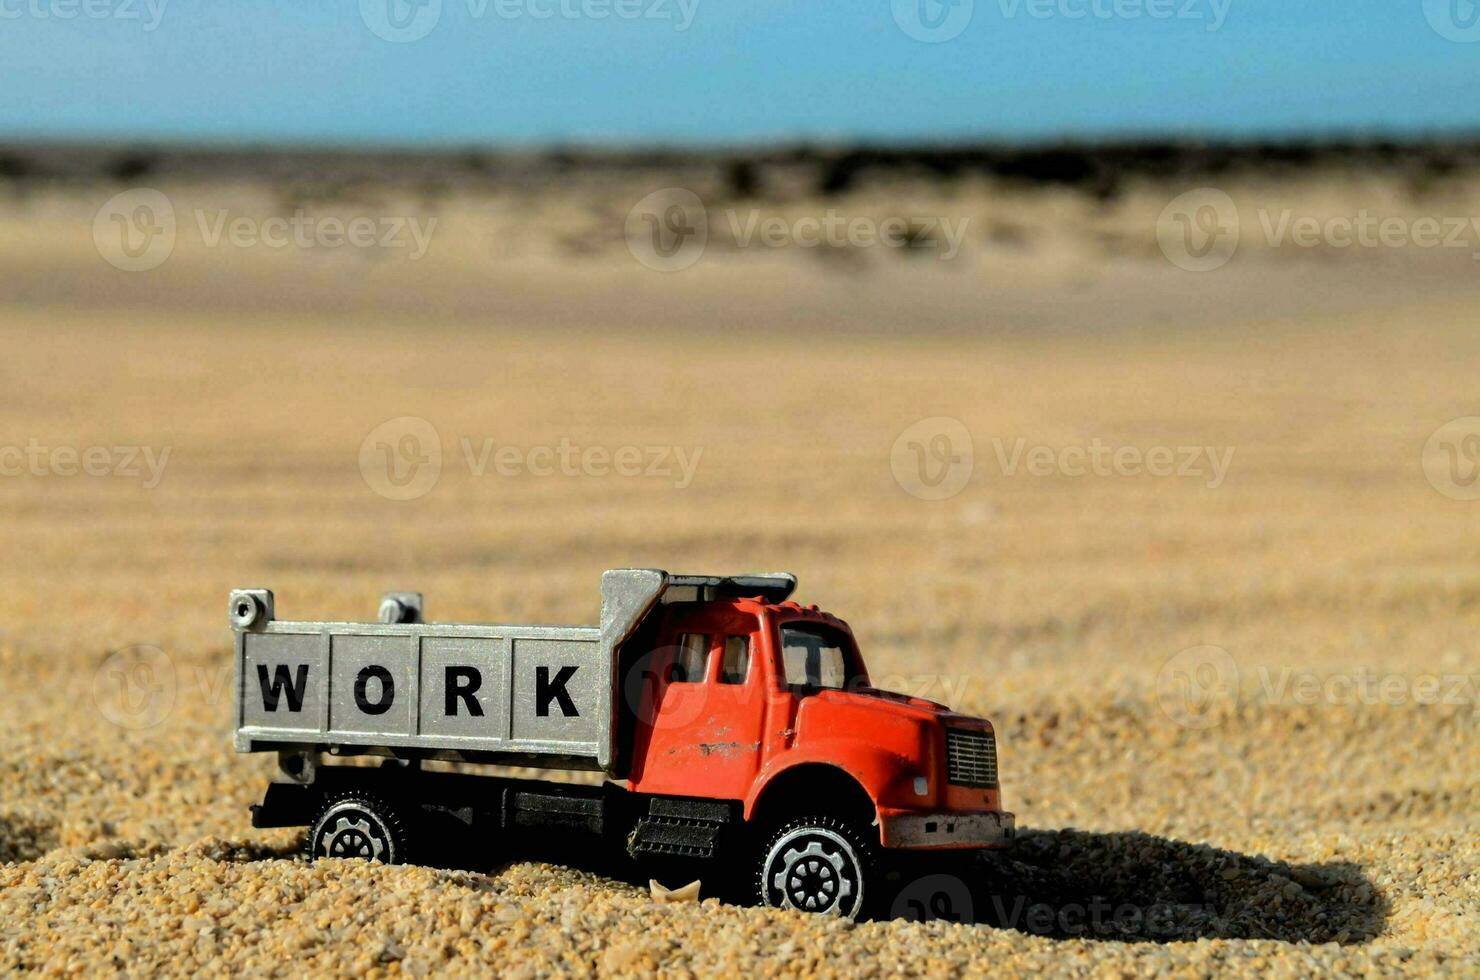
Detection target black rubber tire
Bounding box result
[756,815,876,920]
[304,791,411,866]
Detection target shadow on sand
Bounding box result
[885,827,1389,944]
[0,813,59,864]
[418,823,1388,945]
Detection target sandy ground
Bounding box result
[0,176,1477,975]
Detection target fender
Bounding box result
[743,741,925,825]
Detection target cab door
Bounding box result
[628,605,766,801]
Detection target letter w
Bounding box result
[257,663,309,712]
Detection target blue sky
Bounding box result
[0,1,1476,145]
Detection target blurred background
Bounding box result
[1,1,1478,970]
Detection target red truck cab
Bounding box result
[625,593,1012,912]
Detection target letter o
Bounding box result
[354,664,395,715]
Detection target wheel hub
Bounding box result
[319,813,388,861]
[765,830,860,916]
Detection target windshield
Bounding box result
[779,623,856,691]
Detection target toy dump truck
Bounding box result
[232,569,1012,918]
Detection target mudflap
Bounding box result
[250,781,319,829]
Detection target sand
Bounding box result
[0,170,1477,975]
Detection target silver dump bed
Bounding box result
[231,568,796,773]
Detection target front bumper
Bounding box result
[879,809,1015,850]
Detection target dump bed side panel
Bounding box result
[235,623,604,764]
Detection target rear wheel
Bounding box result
[305,791,410,865]
[757,816,874,919]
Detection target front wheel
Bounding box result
[305,791,410,866]
[756,816,875,919]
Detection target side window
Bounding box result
[719,635,750,684]
[671,633,709,683]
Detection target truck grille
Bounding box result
[945,728,998,789]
